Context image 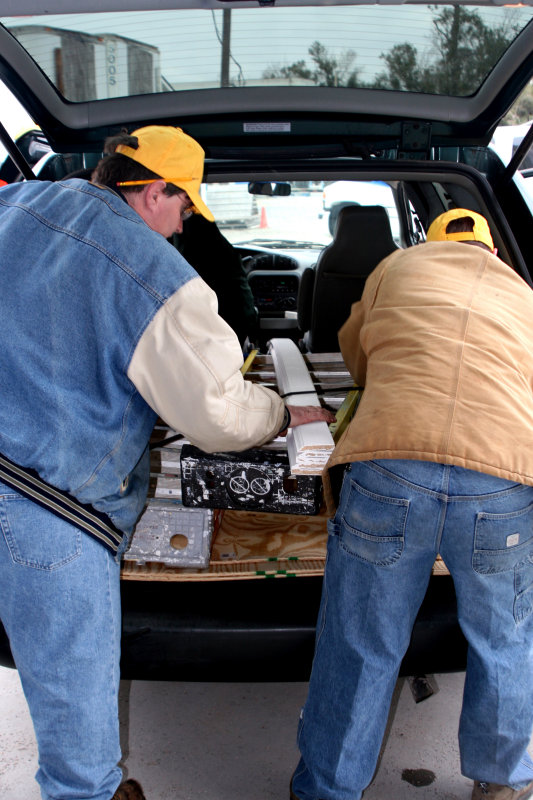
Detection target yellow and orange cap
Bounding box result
[426,208,494,250]
[115,125,214,222]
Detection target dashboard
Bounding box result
[247,272,300,314]
[236,243,321,349]
[238,243,319,313]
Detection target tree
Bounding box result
[502,81,533,125]
[263,39,360,87]
[374,6,520,95]
[263,8,519,95]
[376,44,433,93]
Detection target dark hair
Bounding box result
[446,215,492,252]
[103,131,135,155]
[92,132,183,198]
[446,216,474,234]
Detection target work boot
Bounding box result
[472,780,533,800]
[111,779,146,799]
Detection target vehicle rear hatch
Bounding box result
[1,0,533,171]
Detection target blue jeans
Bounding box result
[293,460,533,800]
[0,481,123,800]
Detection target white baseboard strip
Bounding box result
[269,338,334,475]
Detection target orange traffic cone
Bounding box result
[260,206,268,229]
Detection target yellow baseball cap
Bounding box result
[426,208,494,250]
[115,125,214,222]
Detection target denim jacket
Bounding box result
[0,179,284,542]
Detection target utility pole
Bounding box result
[220,8,231,87]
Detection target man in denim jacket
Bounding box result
[0,125,331,800]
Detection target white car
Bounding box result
[320,179,401,239]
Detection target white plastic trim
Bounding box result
[269,338,334,475]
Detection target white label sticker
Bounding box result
[506,533,520,547]
[243,122,291,133]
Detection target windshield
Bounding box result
[2,4,533,101]
[207,179,399,249]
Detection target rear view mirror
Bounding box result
[248,181,291,197]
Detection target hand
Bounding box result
[286,404,336,429]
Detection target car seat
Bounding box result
[297,204,399,352]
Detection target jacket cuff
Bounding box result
[277,405,291,435]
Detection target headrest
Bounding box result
[323,205,398,274]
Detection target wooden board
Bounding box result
[121,508,449,581]
[211,509,328,562]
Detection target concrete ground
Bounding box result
[0,667,497,800]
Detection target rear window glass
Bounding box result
[2,4,533,101]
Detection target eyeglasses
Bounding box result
[116,178,196,220]
[181,206,195,221]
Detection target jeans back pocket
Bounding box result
[473,503,533,574]
[339,479,408,566]
[473,502,533,624]
[1,495,82,570]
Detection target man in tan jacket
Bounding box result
[291,209,533,800]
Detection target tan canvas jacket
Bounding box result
[324,241,533,513]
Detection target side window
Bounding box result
[489,81,533,195]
